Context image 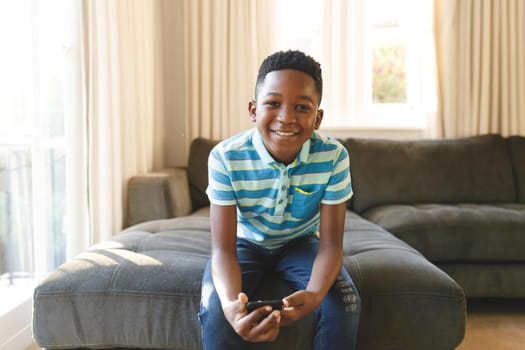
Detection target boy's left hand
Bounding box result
[280,290,322,326]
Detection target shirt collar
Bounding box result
[252,129,311,166]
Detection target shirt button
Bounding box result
[278,199,283,204]
[281,186,286,191]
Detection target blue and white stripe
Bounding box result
[206,128,352,250]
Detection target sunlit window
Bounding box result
[274,0,435,128]
[0,0,68,293]
[275,0,323,55]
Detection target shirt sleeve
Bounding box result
[321,145,353,205]
[206,145,237,206]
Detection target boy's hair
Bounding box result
[255,50,323,105]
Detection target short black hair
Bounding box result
[255,50,323,105]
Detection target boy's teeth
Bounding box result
[275,131,295,136]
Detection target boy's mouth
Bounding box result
[273,130,299,137]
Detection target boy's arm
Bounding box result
[210,203,281,341]
[282,202,346,323]
[210,203,241,303]
[307,201,346,299]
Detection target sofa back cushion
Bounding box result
[187,138,219,211]
[508,136,525,203]
[344,134,517,213]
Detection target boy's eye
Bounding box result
[296,104,312,111]
[265,101,280,107]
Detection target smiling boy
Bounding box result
[199,50,361,349]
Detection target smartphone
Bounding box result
[246,299,284,313]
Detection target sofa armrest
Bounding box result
[126,168,192,227]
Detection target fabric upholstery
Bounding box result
[187,138,219,211]
[344,134,516,213]
[362,203,525,262]
[508,136,525,203]
[127,175,173,227]
[126,168,193,227]
[33,213,466,350]
[439,263,525,298]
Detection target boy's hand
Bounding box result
[280,290,321,326]
[222,292,282,342]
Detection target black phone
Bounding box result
[246,299,284,312]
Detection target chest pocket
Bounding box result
[290,187,323,219]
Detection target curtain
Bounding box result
[321,0,357,126]
[434,0,525,137]
[183,0,275,143]
[83,0,165,243]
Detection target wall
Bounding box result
[320,126,425,140]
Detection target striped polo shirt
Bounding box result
[206,128,352,250]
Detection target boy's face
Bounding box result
[249,69,323,165]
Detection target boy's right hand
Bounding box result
[222,292,281,342]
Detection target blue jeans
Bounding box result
[199,235,361,350]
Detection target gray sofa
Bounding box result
[33,134,524,350]
[344,134,525,298]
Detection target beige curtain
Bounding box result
[183,0,275,143]
[434,0,525,137]
[83,0,165,243]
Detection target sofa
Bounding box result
[33,133,523,350]
[344,134,525,298]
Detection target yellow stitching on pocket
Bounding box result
[295,187,312,195]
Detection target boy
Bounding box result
[199,50,360,349]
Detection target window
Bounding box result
[275,0,435,129]
[0,0,85,344]
[0,0,67,289]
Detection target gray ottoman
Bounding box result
[33,213,465,349]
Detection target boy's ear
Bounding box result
[248,99,257,122]
[314,109,324,129]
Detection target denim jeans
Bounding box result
[199,235,361,350]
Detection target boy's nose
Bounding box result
[277,107,297,123]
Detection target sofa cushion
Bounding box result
[361,203,525,262]
[187,138,219,211]
[344,134,517,213]
[508,136,525,203]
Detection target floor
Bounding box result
[28,299,525,350]
[456,299,525,350]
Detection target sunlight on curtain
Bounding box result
[183,0,274,144]
[83,0,165,242]
[434,0,525,137]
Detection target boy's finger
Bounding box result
[246,306,273,323]
[284,290,309,308]
[237,292,249,312]
[235,308,279,341]
[248,310,281,341]
[283,294,301,307]
[235,305,269,335]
